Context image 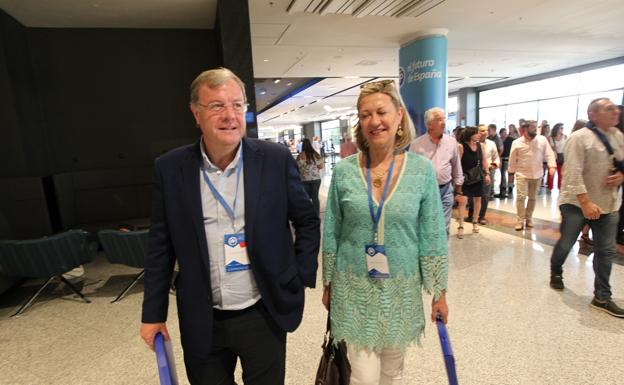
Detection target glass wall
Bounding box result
[447,96,458,131]
[479,63,624,135]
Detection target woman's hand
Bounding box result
[322,285,331,311]
[484,173,491,186]
[431,291,448,324]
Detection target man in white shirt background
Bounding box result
[508,120,556,230]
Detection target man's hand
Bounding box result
[455,194,467,205]
[140,322,170,351]
[431,291,448,324]
[605,171,624,188]
[484,174,491,186]
[548,167,556,176]
[580,201,603,221]
[322,285,331,311]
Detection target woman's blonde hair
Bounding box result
[354,80,414,153]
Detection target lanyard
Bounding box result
[202,150,244,230]
[366,153,395,243]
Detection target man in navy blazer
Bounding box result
[140,68,320,385]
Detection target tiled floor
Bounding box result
[1,167,623,385]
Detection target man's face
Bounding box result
[427,111,446,137]
[190,79,246,150]
[526,123,537,138]
[589,99,621,129]
[500,129,507,140]
[488,127,496,137]
[478,126,488,142]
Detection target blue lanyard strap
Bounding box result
[366,153,396,242]
[202,149,244,228]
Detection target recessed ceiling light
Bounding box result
[263,59,269,62]
[273,79,281,84]
[287,82,292,86]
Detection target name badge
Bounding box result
[365,244,390,279]
[224,233,250,272]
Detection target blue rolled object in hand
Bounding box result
[435,315,459,385]
[154,332,179,385]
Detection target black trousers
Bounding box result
[183,301,287,385]
[302,179,322,215]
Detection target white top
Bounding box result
[508,135,556,179]
[484,138,501,168]
[552,136,566,153]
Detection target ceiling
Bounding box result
[1,0,623,133]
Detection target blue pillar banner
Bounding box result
[399,35,448,136]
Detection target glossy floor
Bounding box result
[1,170,622,385]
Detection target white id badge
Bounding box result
[365,244,390,278]
[224,233,250,272]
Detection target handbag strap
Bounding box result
[326,312,331,333]
[586,121,624,173]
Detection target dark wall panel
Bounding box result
[0,177,53,239]
[216,0,257,138]
[28,28,218,173]
[0,10,47,178]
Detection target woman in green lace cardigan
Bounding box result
[321,80,449,385]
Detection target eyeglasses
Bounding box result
[360,79,396,89]
[196,101,249,114]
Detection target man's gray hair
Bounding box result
[424,107,445,127]
[587,97,611,115]
[190,67,247,104]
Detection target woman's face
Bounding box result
[358,92,403,150]
[470,133,480,143]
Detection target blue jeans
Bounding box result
[439,182,454,237]
[550,204,619,301]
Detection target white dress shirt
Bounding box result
[508,135,556,179]
[484,138,500,168]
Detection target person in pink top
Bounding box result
[339,133,358,158]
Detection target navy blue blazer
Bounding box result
[141,138,320,358]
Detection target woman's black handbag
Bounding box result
[315,314,351,385]
[463,166,483,186]
[463,142,483,186]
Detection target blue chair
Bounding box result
[97,229,148,303]
[0,230,97,317]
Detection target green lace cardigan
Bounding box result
[323,152,448,352]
